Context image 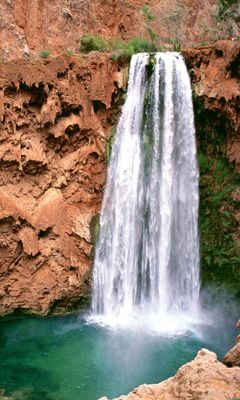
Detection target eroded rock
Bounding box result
[0,54,126,315]
[183,40,240,138]
[19,227,39,256]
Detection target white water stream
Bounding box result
[91,53,200,332]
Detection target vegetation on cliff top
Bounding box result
[39,49,51,59]
[79,34,157,59]
[79,5,184,59]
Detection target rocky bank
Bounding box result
[223,320,240,367]
[99,349,240,400]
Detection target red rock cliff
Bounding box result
[0,53,127,315]
[0,0,227,61]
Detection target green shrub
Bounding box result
[198,153,213,175]
[198,150,240,294]
[105,126,116,163]
[218,0,239,19]
[140,5,158,50]
[79,31,159,59]
[146,55,156,78]
[173,41,181,52]
[108,38,132,61]
[79,34,107,53]
[108,38,126,50]
[66,48,75,56]
[126,37,157,53]
[79,34,157,60]
[140,5,155,21]
[110,48,133,61]
[39,49,51,59]
[194,95,240,295]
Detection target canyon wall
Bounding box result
[0,40,239,315]
[0,53,127,315]
[184,40,240,293]
[0,0,234,61]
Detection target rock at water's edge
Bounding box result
[99,348,240,400]
[223,320,240,367]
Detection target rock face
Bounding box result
[0,0,226,61]
[183,40,240,137]
[0,53,126,315]
[224,336,240,367]
[223,320,240,367]
[99,349,240,400]
[183,40,240,288]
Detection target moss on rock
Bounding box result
[194,96,240,295]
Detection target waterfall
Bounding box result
[91,53,200,331]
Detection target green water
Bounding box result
[0,311,237,400]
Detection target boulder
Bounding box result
[223,320,240,367]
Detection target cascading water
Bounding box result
[91,52,200,331]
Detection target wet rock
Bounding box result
[223,320,240,367]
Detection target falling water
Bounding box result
[91,53,200,331]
